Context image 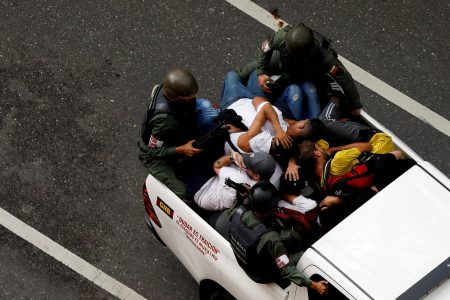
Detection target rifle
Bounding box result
[192,108,248,150]
[225,177,251,216]
[224,177,249,195]
[192,123,229,149]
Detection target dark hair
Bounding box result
[309,118,325,142]
[296,140,317,174]
[318,205,348,232]
[280,176,306,195]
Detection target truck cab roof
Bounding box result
[312,162,450,299]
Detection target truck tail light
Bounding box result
[143,182,162,228]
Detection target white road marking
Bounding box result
[224,0,450,137]
[0,208,147,300]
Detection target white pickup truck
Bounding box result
[141,111,450,300]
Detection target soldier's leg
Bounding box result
[147,159,187,199]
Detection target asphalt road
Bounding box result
[1,1,449,299]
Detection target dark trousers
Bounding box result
[373,154,415,191]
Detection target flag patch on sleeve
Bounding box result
[261,39,271,52]
[148,135,164,148]
[276,254,290,269]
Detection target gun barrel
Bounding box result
[225,177,248,194]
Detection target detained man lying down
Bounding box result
[225,96,322,154]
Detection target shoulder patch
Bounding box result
[261,39,271,53]
[275,254,290,269]
[148,135,164,148]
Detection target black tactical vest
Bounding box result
[229,206,281,283]
[144,84,197,146]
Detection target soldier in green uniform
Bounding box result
[228,181,329,295]
[137,69,220,200]
[238,23,362,117]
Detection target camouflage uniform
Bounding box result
[237,25,362,111]
[232,207,313,287]
[137,85,198,199]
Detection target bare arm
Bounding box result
[237,97,292,152]
[327,142,372,156]
[212,152,243,175]
[251,97,283,134]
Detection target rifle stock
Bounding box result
[193,124,229,149]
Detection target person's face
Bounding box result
[245,168,260,181]
[314,143,327,160]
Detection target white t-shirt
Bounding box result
[226,98,288,154]
[227,131,273,153]
[278,196,317,214]
[228,98,288,133]
[222,143,283,189]
[194,166,257,211]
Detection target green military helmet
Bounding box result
[248,181,280,213]
[163,68,199,100]
[285,23,318,58]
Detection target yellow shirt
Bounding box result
[369,132,395,154]
[318,132,394,187]
[321,148,362,188]
[330,148,362,176]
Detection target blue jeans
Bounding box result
[220,71,255,109]
[187,98,221,199]
[247,70,321,120]
[196,98,219,136]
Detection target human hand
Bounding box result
[238,183,251,198]
[284,162,300,181]
[258,74,272,93]
[311,280,329,295]
[390,150,405,160]
[319,196,343,211]
[274,130,293,149]
[350,108,361,117]
[231,152,245,169]
[180,140,203,157]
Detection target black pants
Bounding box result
[373,154,415,191]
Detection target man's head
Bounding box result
[248,181,280,213]
[163,68,199,103]
[280,176,314,197]
[287,118,324,140]
[242,152,276,181]
[297,140,327,172]
[286,23,318,60]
